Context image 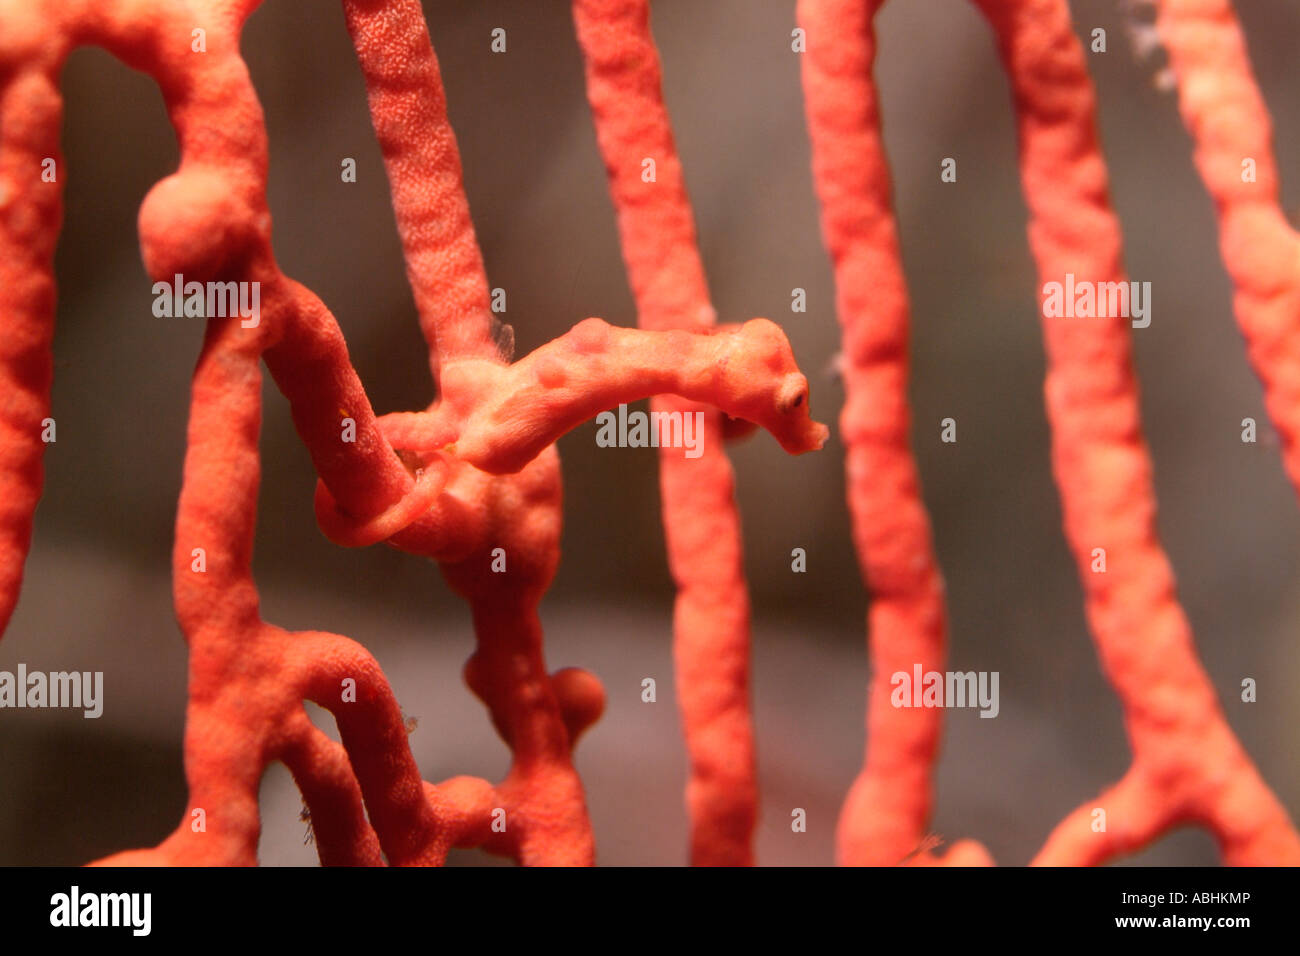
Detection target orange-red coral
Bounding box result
[970,0,1298,865]
[573,0,761,867]
[1154,0,1300,497]
[0,0,825,866]
[0,0,1295,868]
[799,0,992,869]
[799,0,1297,867]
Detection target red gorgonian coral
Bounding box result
[0,0,1295,866]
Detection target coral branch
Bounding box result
[0,67,60,636]
[1153,0,1300,497]
[1,0,1291,871]
[260,277,418,524]
[971,0,1299,865]
[342,0,500,377]
[279,714,383,866]
[572,0,766,865]
[798,0,967,867]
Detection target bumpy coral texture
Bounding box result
[798,0,1298,865]
[0,0,1293,866]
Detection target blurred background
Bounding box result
[1,0,1297,866]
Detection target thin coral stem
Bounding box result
[342,0,500,379]
[103,314,442,867]
[1153,0,1300,496]
[798,0,959,867]
[131,329,277,865]
[971,0,1300,865]
[0,68,60,637]
[261,276,418,523]
[572,0,759,866]
[1032,770,1161,866]
[572,0,715,334]
[463,594,597,865]
[279,713,384,867]
[295,631,444,865]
